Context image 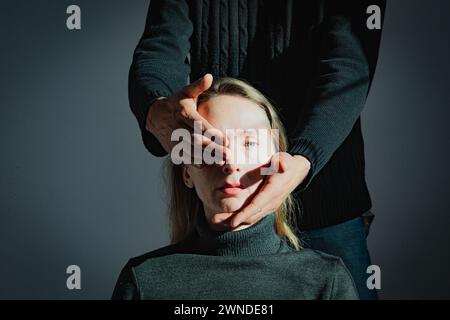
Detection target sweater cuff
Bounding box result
[288,137,326,192]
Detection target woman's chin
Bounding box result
[217,197,246,213]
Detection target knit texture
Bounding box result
[112,213,359,300]
[128,0,385,230]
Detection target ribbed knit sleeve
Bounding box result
[129,0,193,156]
[288,12,371,192]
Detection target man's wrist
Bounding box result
[292,154,312,190]
[145,96,167,133]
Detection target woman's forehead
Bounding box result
[198,95,270,130]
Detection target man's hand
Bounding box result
[230,152,311,228]
[146,73,229,165]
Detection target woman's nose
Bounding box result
[222,160,240,174]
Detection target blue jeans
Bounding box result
[300,211,378,300]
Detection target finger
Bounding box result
[239,210,267,227]
[277,153,288,173]
[177,110,231,165]
[231,183,278,227]
[171,139,204,165]
[231,202,265,228]
[190,133,212,166]
[192,133,230,166]
[182,73,213,99]
[196,126,230,162]
[179,109,216,133]
[172,133,229,166]
[210,212,235,225]
[260,152,286,175]
[239,164,266,189]
[178,101,230,162]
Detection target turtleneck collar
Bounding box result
[193,212,284,257]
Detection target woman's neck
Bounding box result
[193,212,283,256]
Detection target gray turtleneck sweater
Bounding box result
[112,213,358,300]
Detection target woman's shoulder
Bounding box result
[280,246,349,273]
[284,248,359,299]
[112,240,195,299]
[295,247,344,262]
[126,239,195,270]
[280,241,345,263]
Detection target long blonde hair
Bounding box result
[163,77,301,249]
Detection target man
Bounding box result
[128,0,385,299]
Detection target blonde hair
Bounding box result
[163,77,301,249]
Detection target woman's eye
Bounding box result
[244,140,258,148]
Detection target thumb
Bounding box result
[182,73,213,99]
[272,153,287,174]
[279,157,288,173]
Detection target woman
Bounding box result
[112,77,358,300]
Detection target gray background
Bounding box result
[1,0,449,299]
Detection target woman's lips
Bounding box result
[218,183,245,196]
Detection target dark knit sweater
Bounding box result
[128,0,385,230]
[112,213,358,300]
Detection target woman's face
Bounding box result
[182,94,276,231]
